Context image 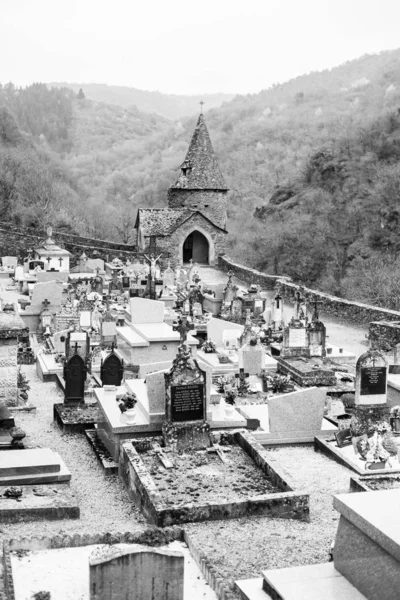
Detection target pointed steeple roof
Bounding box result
[170,114,228,190]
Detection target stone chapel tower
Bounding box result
[167,113,228,229]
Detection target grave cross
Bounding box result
[173,316,194,344]
[73,341,81,354]
[235,368,249,384]
[311,295,323,321]
[207,443,231,463]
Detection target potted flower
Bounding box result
[118,392,138,424]
[224,387,238,419]
[202,339,216,354]
[390,406,400,433]
[365,430,390,471]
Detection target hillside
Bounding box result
[47,83,235,121]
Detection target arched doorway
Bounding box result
[182,231,209,264]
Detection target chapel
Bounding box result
[135,113,228,266]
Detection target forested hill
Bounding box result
[47,83,235,120]
[2,50,400,308]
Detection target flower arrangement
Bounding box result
[263,374,291,394]
[390,405,400,419]
[365,430,390,469]
[224,387,238,405]
[202,339,216,354]
[118,392,138,413]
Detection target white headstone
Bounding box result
[130,297,164,324]
[207,317,244,347]
[288,327,307,348]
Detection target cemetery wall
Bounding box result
[219,256,400,324]
[368,321,400,350]
[0,222,136,263]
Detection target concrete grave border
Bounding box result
[119,429,309,527]
[349,474,400,493]
[315,435,400,477]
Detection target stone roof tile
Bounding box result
[170,114,228,191]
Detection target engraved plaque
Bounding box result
[171,384,204,422]
[360,366,386,395]
[288,327,307,347]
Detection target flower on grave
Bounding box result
[202,339,216,354]
[390,405,400,419]
[216,375,234,393]
[224,387,238,405]
[118,392,138,412]
[365,431,390,465]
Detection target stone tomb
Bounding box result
[0,448,71,485]
[89,544,184,600]
[315,346,400,476]
[236,488,400,600]
[19,280,64,332]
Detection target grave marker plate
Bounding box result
[171,383,204,422]
[335,428,352,448]
[360,366,386,395]
[288,327,307,348]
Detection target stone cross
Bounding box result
[58,257,63,266]
[311,295,323,321]
[73,342,81,354]
[235,368,249,385]
[173,316,194,344]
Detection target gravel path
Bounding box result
[185,445,352,599]
[0,364,147,542]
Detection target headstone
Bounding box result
[130,297,164,324]
[281,319,310,358]
[192,301,203,317]
[66,330,90,361]
[308,320,326,357]
[222,329,241,350]
[239,340,266,376]
[89,544,184,600]
[163,260,175,287]
[63,347,87,403]
[100,348,124,386]
[355,347,387,406]
[52,329,70,354]
[2,256,17,269]
[163,344,210,451]
[272,288,283,329]
[100,312,117,347]
[207,317,244,347]
[30,281,63,312]
[268,387,326,433]
[232,297,243,320]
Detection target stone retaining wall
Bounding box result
[0,222,137,264]
[219,256,400,325]
[369,321,400,350]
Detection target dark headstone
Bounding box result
[63,353,87,403]
[100,350,124,387]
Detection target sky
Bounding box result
[1,0,400,95]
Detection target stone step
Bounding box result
[333,490,400,599]
[0,449,71,485]
[236,563,366,600]
[0,448,60,477]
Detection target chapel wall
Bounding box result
[167,189,228,230]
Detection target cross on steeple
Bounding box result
[199,100,205,114]
[173,316,194,344]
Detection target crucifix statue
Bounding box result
[144,253,162,281]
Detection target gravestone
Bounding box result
[63,346,87,403]
[281,319,309,358]
[66,330,90,361]
[268,387,326,433]
[272,288,283,329]
[351,346,393,460]
[100,310,117,348]
[130,297,164,324]
[239,310,254,347]
[100,348,124,386]
[308,320,326,357]
[89,545,184,600]
[239,339,266,376]
[232,297,243,320]
[78,297,93,329]
[30,281,63,312]
[163,344,210,451]
[222,329,241,351]
[207,317,244,347]
[163,261,175,287]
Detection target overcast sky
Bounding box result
[1,0,399,95]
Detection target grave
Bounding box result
[0,448,71,485]
[89,544,184,600]
[0,483,79,523]
[119,429,310,526]
[315,345,400,476]
[63,345,88,404]
[19,280,64,332]
[236,388,336,445]
[100,347,124,386]
[236,489,400,600]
